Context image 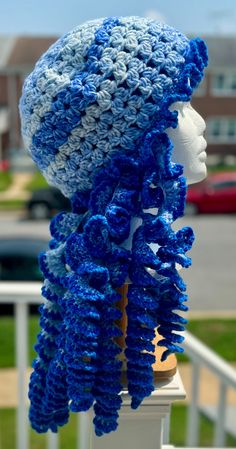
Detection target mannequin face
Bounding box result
[166,102,207,185]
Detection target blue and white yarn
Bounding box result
[19,16,208,436]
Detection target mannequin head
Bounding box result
[167,101,207,185]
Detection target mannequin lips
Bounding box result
[199,151,207,162]
[198,136,207,154]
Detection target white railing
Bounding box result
[0,282,60,449]
[0,282,236,449]
[183,331,236,447]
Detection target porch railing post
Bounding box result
[186,361,200,447]
[15,302,29,449]
[213,381,227,447]
[88,371,185,449]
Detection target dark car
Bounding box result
[0,236,48,314]
[186,171,236,214]
[26,187,71,219]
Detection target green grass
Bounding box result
[0,317,235,368]
[177,319,236,363]
[0,315,40,368]
[0,199,25,210]
[26,171,48,191]
[0,405,236,448]
[0,171,12,192]
[0,408,77,449]
[207,164,236,173]
[170,403,236,447]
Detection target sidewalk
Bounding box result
[0,363,236,408]
[0,173,32,201]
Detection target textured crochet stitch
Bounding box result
[19,16,208,436]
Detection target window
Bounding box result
[207,117,236,143]
[0,255,43,281]
[193,77,206,97]
[211,72,236,96]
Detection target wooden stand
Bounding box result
[115,284,177,385]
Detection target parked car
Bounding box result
[186,171,236,214]
[0,236,48,314]
[0,159,10,172]
[26,186,71,219]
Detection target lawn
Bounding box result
[207,164,236,174]
[0,316,235,368]
[26,171,48,191]
[170,404,236,447]
[0,199,25,210]
[0,404,236,448]
[0,171,12,192]
[177,318,236,363]
[0,407,77,449]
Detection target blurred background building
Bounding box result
[0,34,236,168]
[0,6,236,448]
[193,36,236,164]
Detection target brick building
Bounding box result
[0,34,236,165]
[192,36,236,161]
[0,35,56,163]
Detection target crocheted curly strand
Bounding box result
[28,66,206,437]
[29,156,137,435]
[29,282,69,432]
[28,131,194,433]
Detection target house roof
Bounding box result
[0,34,236,73]
[0,36,16,69]
[0,35,57,73]
[192,35,236,68]
[7,36,57,69]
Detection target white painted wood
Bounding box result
[186,362,200,447]
[163,409,171,444]
[89,372,185,449]
[90,406,165,449]
[214,382,227,447]
[183,331,236,390]
[200,404,236,438]
[79,412,91,449]
[0,282,42,303]
[47,430,59,449]
[15,302,28,449]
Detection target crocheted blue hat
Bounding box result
[19,16,207,437]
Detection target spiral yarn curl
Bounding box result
[19,16,208,436]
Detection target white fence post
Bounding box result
[163,409,171,444]
[89,371,185,449]
[15,302,29,449]
[78,412,91,449]
[47,430,59,449]
[186,361,200,447]
[214,381,227,447]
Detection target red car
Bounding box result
[186,172,236,214]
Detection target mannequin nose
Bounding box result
[189,106,206,135]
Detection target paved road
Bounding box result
[177,215,236,312]
[1,212,236,312]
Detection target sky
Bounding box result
[0,0,236,36]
